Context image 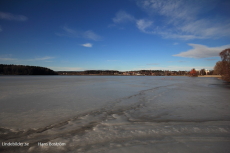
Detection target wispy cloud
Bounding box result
[62,26,78,36]
[0,56,55,62]
[0,25,2,32]
[55,26,80,37]
[83,30,101,41]
[158,32,204,40]
[173,44,230,58]
[173,42,179,45]
[118,0,230,40]
[56,26,102,41]
[136,19,153,33]
[113,10,135,23]
[81,43,92,47]
[32,56,55,61]
[0,57,16,61]
[135,0,230,39]
[112,10,196,38]
[112,11,155,33]
[0,12,28,21]
[137,0,200,21]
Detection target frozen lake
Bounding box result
[0,76,230,153]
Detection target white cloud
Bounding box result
[136,19,153,33]
[134,0,230,39]
[0,12,28,21]
[173,44,230,58]
[56,26,101,41]
[81,43,92,47]
[113,11,135,23]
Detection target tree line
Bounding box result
[57,70,189,76]
[0,64,57,75]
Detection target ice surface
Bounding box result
[0,76,230,153]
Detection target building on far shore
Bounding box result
[205,69,210,75]
[195,69,210,75]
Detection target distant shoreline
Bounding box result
[0,74,222,77]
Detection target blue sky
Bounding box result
[0,0,230,71]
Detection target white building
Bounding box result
[195,69,210,75]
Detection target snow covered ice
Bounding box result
[0,76,230,153]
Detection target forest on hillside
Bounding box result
[0,64,57,75]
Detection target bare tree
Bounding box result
[213,61,223,75]
[208,70,214,75]
[220,48,230,62]
[200,69,206,75]
[219,48,230,82]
